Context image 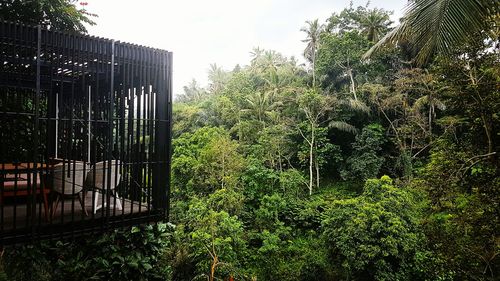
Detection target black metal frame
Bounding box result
[0,21,172,245]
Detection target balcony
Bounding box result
[0,21,172,244]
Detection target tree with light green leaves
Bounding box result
[0,0,96,33]
[322,176,427,280]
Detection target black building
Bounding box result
[0,21,172,244]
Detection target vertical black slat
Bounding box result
[22,24,30,230]
[46,28,56,159]
[30,25,41,241]
[40,28,50,231]
[149,50,157,215]
[77,34,86,222]
[44,28,55,232]
[89,37,97,223]
[37,28,46,230]
[166,51,173,216]
[49,30,60,228]
[141,46,148,213]
[17,21,24,229]
[99,39,109,227]
[145,50,153,216]
[146,49,152,214]
[84,37,91,219]
[123,45,130,215]
[138,46,144,213]
[97,39,104,221]
[118,43,127,219]
[66,34,77,228]
[57,31,65,230]
[69,34,78,234]
[20,23,26,229]
[79,35,87,222]
[125,44,134,217]
[115,43,123,218]
[0,22,6,235]
[139,46,147,214]
[56,31,64,228]
[96,38,103,230]
[53,30,62,164]
[153,51,170,211]
[128,46,136,216]
[60,32,73,227]
[144,49,152,216]
[129,45,136,213]
[106,40,115,221]
[0,22,4,236]
[97,39,105,229]
[136,45,143,213]
[111,43,119,218]
[148,50,158,215]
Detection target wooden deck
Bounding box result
[1,190,151,231]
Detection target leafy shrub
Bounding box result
[322,176,427,280]
[341,124,385,181]
[4,223,172,281]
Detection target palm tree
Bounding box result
[297,89,369,194]
[301,19,323,87]
[358,8,392,42]
[241,91,281,126]
[364,0,497,65]
[179,79,206,103]
[250,47,264,67]
[208,63,228,93]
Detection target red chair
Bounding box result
[0,173,50,221]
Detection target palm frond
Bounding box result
[412,95,429,111]
[341,98,371,113]
[364,0,494,65]
[435,99,446,111]
[328,121,358,133]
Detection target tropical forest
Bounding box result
[0,0,499,280]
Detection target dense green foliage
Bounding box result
[0,0,95,33]
[2,224,172,281]
[2,1,499,281]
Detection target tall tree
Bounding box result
[297,89,366,194]
[297,89,332,194]
[178,79,207,103]
[316,31,371,100]
[208,63,229,94]
[325,3,392,41]
[301,19,323,87]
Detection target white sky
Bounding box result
[86,0,405,97]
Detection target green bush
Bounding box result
[4,223,172,281]
[322,176,428,280]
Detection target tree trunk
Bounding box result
[278,149,283,173]
[210,255,218,281]
[238,113,242,142]
[221,151,225,189]
[428,103,433,137]
[481,113,494,155]
[315,157,320,189]
[309,124,315,195]
[347,68,357,100]
[312,50,316,87]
